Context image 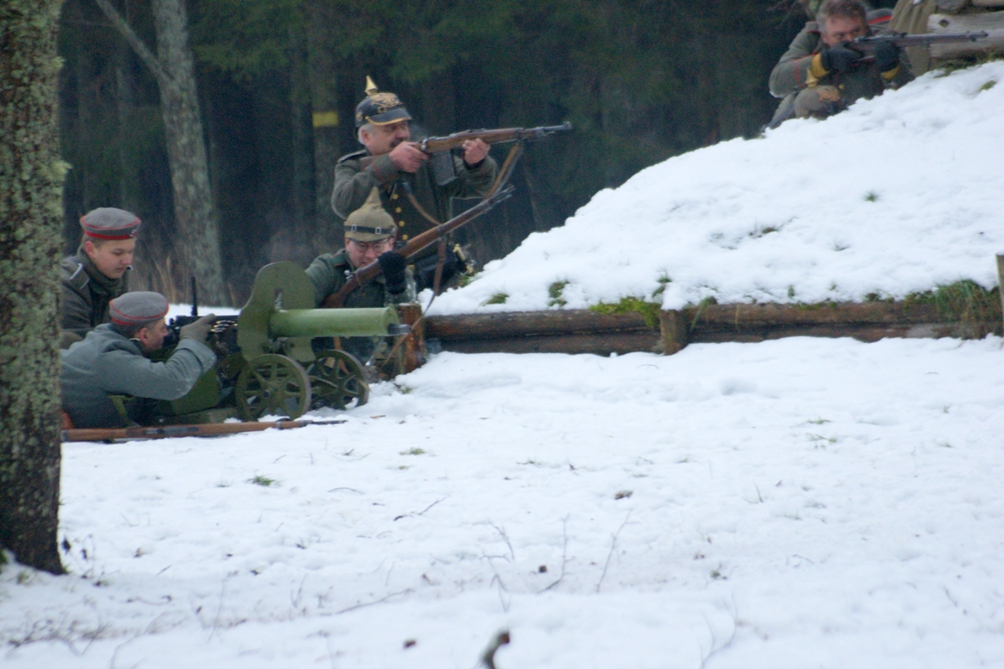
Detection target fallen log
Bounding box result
[424,299,999,356]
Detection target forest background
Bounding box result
[58,0,896,305]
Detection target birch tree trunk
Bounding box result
[0,0,67,575]
[93,0,226,304]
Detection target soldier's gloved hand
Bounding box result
[179,314,217,344]
[872,40,900,73]
[820,42,861,73]
[377,251,407,294]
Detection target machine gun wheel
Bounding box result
[307,350,370,410]
[235,354,312,421]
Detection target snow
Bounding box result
[4,64,1004,668]
[4,337,1004,667]
[431,62,1004,314]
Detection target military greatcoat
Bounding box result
[60,249,130,338]
[768,22,914,126]
[332,150,498,253]
[60,325,216,429]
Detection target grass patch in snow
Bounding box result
[400,447,426,456]
[905,280,1001,336]
[248,474,278,487]
[589,296,661,328]
[482,292,508,306]
[548,281,569,307]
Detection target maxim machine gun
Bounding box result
[154,262,409,424]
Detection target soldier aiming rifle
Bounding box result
[333,76,570,292]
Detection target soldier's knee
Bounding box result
[793,86,846,120]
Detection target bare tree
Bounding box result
[0,0,67,575]
[93,0,227,304]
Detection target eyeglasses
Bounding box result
[348,238,394,253]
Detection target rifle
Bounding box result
[62,419,346,443]
[853,31,989,54]
[323,185,515,308]
[359,122,572,186]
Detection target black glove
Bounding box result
[377,251,407,295]
[179,314,216,344]
[872,40,900,73]
[820,42,861,73]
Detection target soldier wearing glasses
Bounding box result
[305,189,414,364]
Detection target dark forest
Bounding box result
[56,0,892,304]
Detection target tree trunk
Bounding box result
[150,0,226,304]
[0,0,67,575]
[92,0,226,304]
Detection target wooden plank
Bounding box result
[928,12,1004,57]
[997,254,1004,331]
[424,302,996,358]
[426,310,651,340]
[689,322,972,344]
[438,332,661,356]
[659,309,689,354]
[680,301,939,329]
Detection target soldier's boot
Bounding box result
[793,86,846,120]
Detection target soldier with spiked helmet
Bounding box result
[307,189,414,365]
[331,77,498,289]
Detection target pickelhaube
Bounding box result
[354,76,412,129]
[344,188,397,242]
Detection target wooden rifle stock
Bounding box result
[323,185,515,308]
[62,419,346,442]
[357,122,572,171]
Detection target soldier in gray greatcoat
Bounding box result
[331,77,497,289]
[768,0,914,128]
[60,292,217,429]
[59,208,141,348]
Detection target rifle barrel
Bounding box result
[62,419,346,442]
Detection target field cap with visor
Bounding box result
[354,76,412,129]
[109,292,169,328]
[80,207,141,240]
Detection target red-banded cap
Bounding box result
[80,207,141,240]
[110,292,169,326]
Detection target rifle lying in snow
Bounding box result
[61,419,346,443]
[322,185,515,308]
[852,30,989,56]
[359,122,572,186]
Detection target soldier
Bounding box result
[60,292,217,429]
[768,0,914,127]
[59,207,141,348]
[331,77,498,290]
[306,189,414,365]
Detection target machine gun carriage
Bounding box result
[154,262,409,424]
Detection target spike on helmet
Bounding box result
[344,188,397,241]
[354,76,412,129]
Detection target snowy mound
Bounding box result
[433,62,1004,314]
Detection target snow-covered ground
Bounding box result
[432,62,1004,314]
[4,336,1004,668]
[5,63,1004,668]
